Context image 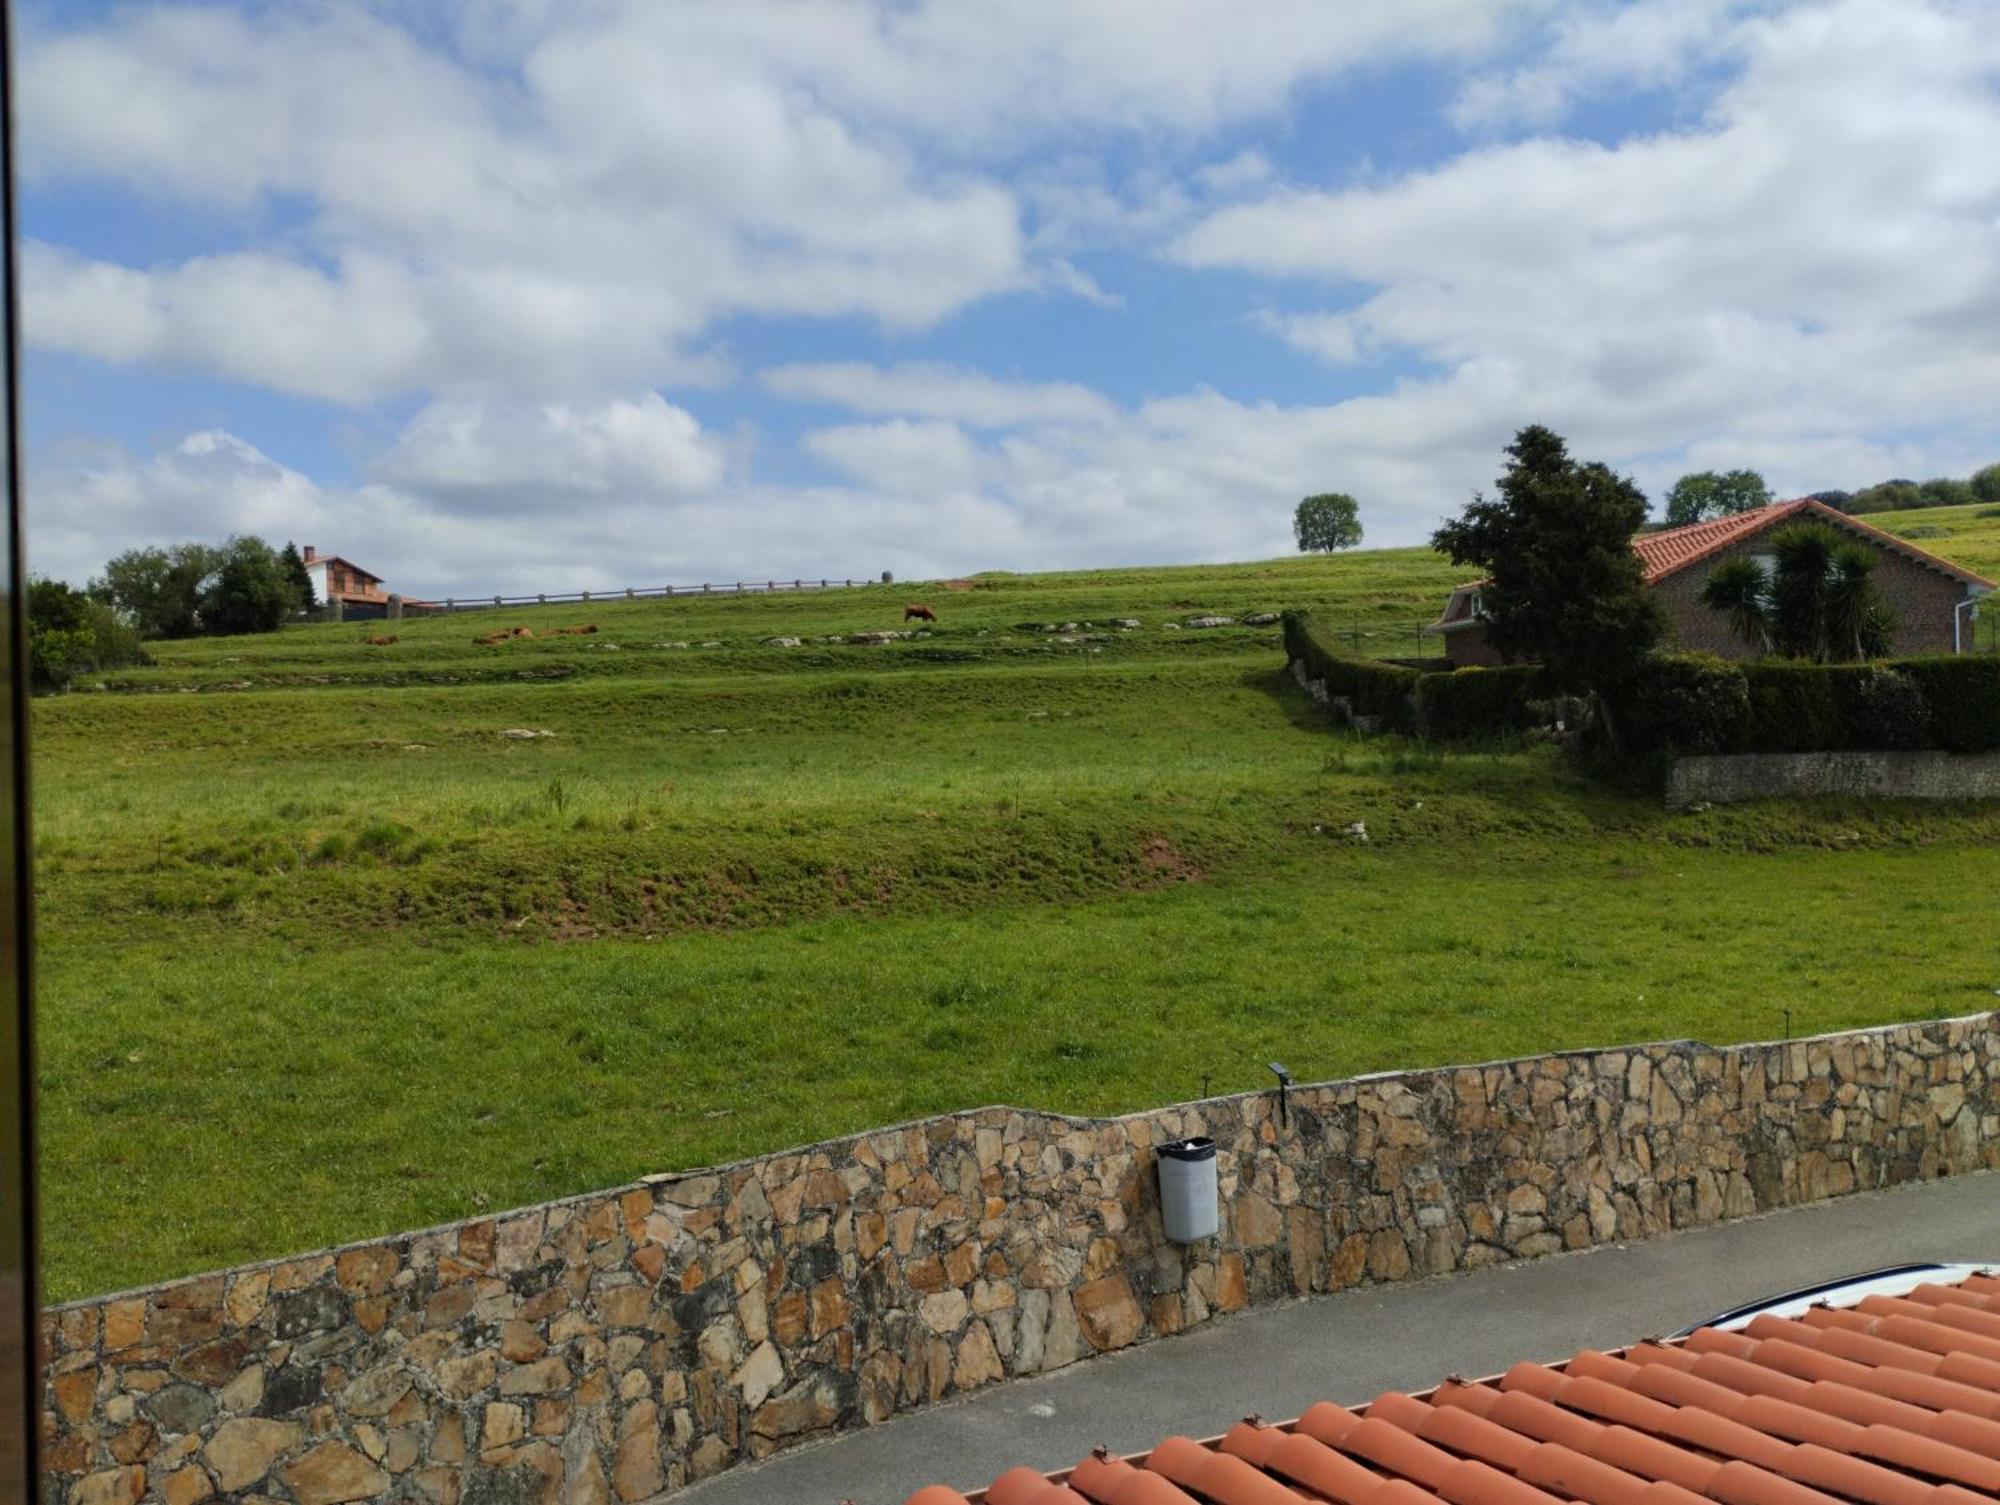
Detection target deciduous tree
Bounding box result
[1293,493,1363,553]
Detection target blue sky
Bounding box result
[19,1,2000,596]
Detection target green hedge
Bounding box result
[1609,654,1998,756]
[1283,611,1548,740]
[1282,610,1422,732]
[1414,664,1549,740]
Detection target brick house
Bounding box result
[301,546,393,617]
[1430,499,1994,666]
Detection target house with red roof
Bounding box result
[297,546,428,620]
[1429,500,1994,666]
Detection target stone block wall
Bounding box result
[40,1013,2000,1505]
[1666,749,2000,807]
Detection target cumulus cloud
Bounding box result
[17,1,1526,405]
[764,362,1118,428]
[374,395,729,511]
[22,0,2000,588]
[1176,0,2000,489]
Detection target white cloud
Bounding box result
[804,419,987,496]
[17,1,1532,405]
[1176,0,2000,491]
[1450,0,1762,130]
[764,362,1118,428]
[374,395,729,511]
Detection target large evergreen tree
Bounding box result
[1432,426,1662,725]
[280,541,316,610]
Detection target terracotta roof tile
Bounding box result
[1429,498,1995,629]
[907,1270,2000,1505]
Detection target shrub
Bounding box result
[1743,662,1848,751]
[1608,655,1751,755]
[1281,611,1421,731]
[1839,665,1932,750]
[1415,665,1549,740]
[1609,653,1994,757]
[1900,658,2000,753]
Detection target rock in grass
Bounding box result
[763,636,803,647]
[1184,615,1234,628]
[1243,612,1280,626]
[498,728,556,740]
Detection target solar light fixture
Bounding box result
[1268,1061,1292,1127]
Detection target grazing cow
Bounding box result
[904,603,937,623]
[365,634,398,646]
[550,624,599,636]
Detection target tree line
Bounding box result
[28,537,317,693]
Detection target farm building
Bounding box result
[301,546,396,619]
[1429,499,1994,666]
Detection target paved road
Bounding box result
[683,1171,2000,1505]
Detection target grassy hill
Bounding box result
[34,515,2000,1298]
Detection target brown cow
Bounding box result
[365,634,398,646]
[549,624,599,636]
[903,603,937,623]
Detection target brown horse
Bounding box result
[904,603,937,623]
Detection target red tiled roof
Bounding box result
[1630,506,1802,583]
[906,1270,2000,1505]
[1430,500,1994,629]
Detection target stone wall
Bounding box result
[1666,749,2000,807]
[41,1014,2000,1505]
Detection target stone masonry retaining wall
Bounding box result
[1666,750,2000,808]
[40,1013,2000,1505]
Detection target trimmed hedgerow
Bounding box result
[1414,664,1550,740]
[1610,654,1752,755]
[1609,654,1987,756]
[1900,657,2000,753]
[1281,610,1422,731]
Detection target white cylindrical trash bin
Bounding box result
[1157,1136,1218,1243]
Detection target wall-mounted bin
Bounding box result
[1157,1136,1218,1242]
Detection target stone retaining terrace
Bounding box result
[41,1013,2000,1504]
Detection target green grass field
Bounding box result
[35,513,2000,1299]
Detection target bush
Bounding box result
[1743,663,1848,751]
[1281,611,1421,731]
[27,579,148,693]
[1899,658,2000,753]
[1609,653,1993,757]
[1839,665,1932,750]
[1414,665,1549,739]
[1608,655,1752,755]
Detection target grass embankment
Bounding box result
[35,529,2000,1298]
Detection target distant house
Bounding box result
[1430,499,1994,665]
[301,547,395,619]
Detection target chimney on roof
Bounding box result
[302,546,317,562]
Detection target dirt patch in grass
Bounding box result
[1140,835,1205,882]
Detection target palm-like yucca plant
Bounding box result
[1699,557,1773,654]
[1698,523,1896,662]
[1826,541,1894,662]
[1769,523,1836,660]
